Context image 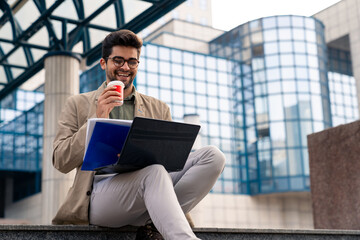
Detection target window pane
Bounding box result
[171,49,182,63]
[279,41,293,53]
[278,29,292,40]
[160,89,171,102]
[266,68,280,81]
[264,42,279,54]
[293,29,305,40]
[311,95,323,121]
[147,59,158,73]
[281,68,295,79]
[206,57,217,70]
[159,47,170,61]
[264,29,277,41]
[295,54,307,66]
[292,16,304,27]
[286,121,301,146]
[280,54,294,66]
[266,55,280,68]
[196,82,207,97]
[293,42,306,53]
[146,45,158,58]
[288,149,302,175]
[282,81,296,93]
[273,149,287,176]
[172,77,183,91]
[159,75,171,89]
[184,66,194,79]
[263,17,276,29]
[268,81,281,94]
[184,52,194,65]
[268,95,284,120]
[172,63,182,77]
[159,61,170,75]
[305,30,316,42]
[278,16,291,27]
[296,67,308,79]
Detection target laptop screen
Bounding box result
[95,117,200,174]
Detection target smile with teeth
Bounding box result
[117,73,130,77]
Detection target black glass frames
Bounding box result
[106,56,139,69]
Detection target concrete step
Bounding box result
[1,225,360,239]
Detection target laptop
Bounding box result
[87,117,200,175]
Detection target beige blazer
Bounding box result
[52,82,171,225]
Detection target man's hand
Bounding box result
[96,86,123,118]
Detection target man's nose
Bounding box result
[121,61,130,70]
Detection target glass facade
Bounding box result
[0,89,43,201]
[327,47,358,126]
[0,90,44,172]
[209,16,332,194]
[1,15,359,200]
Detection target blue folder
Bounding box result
[81,122,130,171]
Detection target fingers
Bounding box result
[99,86,122,101]
[96,86,123,118]
[98,95,122,105]
[99,86,123,103]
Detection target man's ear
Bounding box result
[100,58,106,70]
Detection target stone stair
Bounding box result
[1,225,360,239]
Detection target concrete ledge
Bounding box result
[1,225,360,239]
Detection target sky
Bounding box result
[211,0,341,31]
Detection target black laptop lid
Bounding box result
[95,117,200,174]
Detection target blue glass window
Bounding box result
[263,29,277,41]
[266,55,280,68]
[264,42,279,55]
[292,29,305,40]
[263,17,277,29]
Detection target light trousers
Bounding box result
[89,145,226,240]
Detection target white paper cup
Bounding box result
[107,81,124,104]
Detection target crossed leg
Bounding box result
[89,146,225,239]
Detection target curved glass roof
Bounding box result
[0,0,184,99]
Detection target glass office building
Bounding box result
[209,15,332,194]
[1,15,358,201]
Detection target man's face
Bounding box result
[100,45,139,90]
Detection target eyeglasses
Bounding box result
[106,56,139,69]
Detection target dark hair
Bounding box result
[102,29,143,59]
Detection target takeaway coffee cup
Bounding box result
[107,80,124,104]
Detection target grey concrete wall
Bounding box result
[308,120,360,229]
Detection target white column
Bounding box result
[42,52,80,224]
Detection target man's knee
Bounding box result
[143,164,170,182]
[200,145,226,172]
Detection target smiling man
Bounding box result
[51,29,225,240]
